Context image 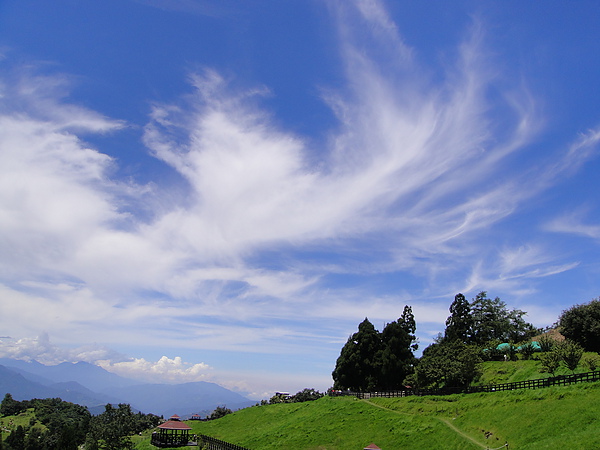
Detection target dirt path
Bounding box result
[362,399,488,449]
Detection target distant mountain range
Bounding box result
[0,358,254,418]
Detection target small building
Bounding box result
[364,444,381,450]
[151,414,193,448]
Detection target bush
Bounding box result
[291,388,324,403]
[558,340,584,373]
[582,354,600,372]
[519,342,537,360]
[209,406,233,420]
[504,343,519,361]
[538,334,556,352]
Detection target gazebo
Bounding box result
[151,415,193,447]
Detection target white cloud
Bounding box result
[546,208,600,242]
[1,0,599,396]
[97,356,212,383]
[0,333,128,365]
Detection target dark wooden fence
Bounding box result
[333,370,600,399]
[198,434,251,450]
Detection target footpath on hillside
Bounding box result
[362,399,508,450]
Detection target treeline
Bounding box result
[332,292,600,392]
[266,388,324,404]
[0,395,160,450]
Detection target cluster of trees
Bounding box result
[332,292,545,392]
[443,292,539,345]
[413,292,541,388]
[207,405,233,420]
[266,388,324,405]
[1,395,90,450]
[85,403,161,450]
[332,306,417,392]
[333,293,600,394]
[0,395,160,450]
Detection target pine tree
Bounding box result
[444,293,472,343]
[332,318,383,392]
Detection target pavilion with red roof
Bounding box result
[150,414,193,447]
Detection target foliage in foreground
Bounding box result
[0,395,160,450]
[1,395,90,450]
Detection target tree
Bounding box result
[332,318,383,392]
[469,292,538,345]
[0,394,23,417]
[519,341,536,360]
[444,293,473,343]
[209,406,232,420]
[538,334,557,352]
[540,350,562,376]
[291,388,323,402]
[87,404,136,450]
[582,354,599,372]
[399,305,418,352]
[415,340,482,389]
[379,320,414,390]
[5,425,25,450]
[559,298,600,352]
[558,340,584,373]
[333,309,418,392]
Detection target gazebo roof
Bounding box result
[158,420,192,430]
[364,444,381,450]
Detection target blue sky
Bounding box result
[1,0,599,399]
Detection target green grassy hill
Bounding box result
[476,356,593,385]
[135,379,600,450]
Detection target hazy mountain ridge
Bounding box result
[0,358,253,417]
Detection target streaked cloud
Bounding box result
[0,0,599,395]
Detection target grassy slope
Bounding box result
[136,380,600,450]
[476,355,594,385]
[183,396,479,450]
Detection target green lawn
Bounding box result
[476,355,595,385]
[136,380,600,449]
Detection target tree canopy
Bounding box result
[332,308,417,392]
[559,298,600,352]
[443,291,538,346]
[414,340,483,389]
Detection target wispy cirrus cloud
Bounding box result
[1,0,599,394]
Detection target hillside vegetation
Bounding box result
[476,355,595,385]
[135,378,600,450]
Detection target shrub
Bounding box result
[540,351,561,376]
[519,342,537,360]
[558,340,584,373]
[582,354,600,372]
[504,343,519,361]
[538,334,556,352]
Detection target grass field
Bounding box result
[136,379,600,449]
[476,355,594,385]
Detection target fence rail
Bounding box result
[333,370,600,399]
[198,434,251,450]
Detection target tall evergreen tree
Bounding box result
[333,307,418,392]
[332,318,383,392]
[444,293,472,343]
[379,319,414,390]
[399,305,418,351]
